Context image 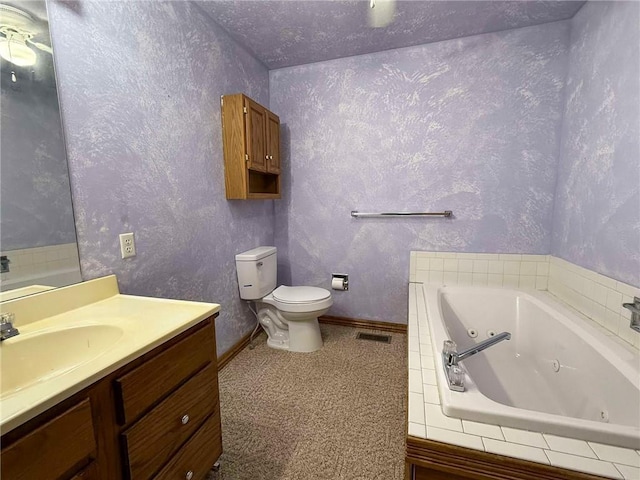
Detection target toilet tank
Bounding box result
[235,246,277,300]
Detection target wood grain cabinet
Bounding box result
[1,316,221,480]
[221,93,281,199]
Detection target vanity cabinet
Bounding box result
[221,93,281,199]
[0,316,221,480]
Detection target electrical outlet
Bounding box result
[119,232,136,259]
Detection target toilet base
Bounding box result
[257,305,323,353]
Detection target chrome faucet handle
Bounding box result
[622,297,640,333]
[0,312,15,324]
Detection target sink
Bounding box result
[0,324,124,397]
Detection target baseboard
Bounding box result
[318,315,407,333]
[217,330,254,370]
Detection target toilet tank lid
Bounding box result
[235,246,276,261]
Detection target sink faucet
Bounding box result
[442,332,511,392]
[0,312,19,341]
[622,297,640,333]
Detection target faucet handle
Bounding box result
[443,339,457,355]
[0,312,15,324]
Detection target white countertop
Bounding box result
[0,276,220,434]
[407,283,640,480]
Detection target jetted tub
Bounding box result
[424,285,640,449]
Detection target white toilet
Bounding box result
[235,246,332,352]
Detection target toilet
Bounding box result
[235,246,332,352]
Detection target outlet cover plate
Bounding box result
[119,232,136,259]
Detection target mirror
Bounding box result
[0,0,81,301]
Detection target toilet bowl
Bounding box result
[235,247,333,352]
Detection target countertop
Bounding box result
[0,275,220,434]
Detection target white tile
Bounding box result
[615,463,640,480]
[501,427,549,449]
[483,438,549,464]
[408,422,426,438]
[443,259,458,272]
[472,273,488,285]
[430,258,444,271]
[500,254,522,261]
[462,420,504,440]
[420,355,435,369]
[475,254,495,260]
[408,336,419,352]
[429,271,444,284]
[416,257,430,271]
[415,270,429,283]
[488,261,504,274]
[536,276,548,290]
[537,262,550,276]
[409,350,420,370]
[589,443,640,467]
[519,276,536,289]
[543,434,596,458]
[593,283,609,306]
[616,281,640,298]
[425,404,463,432]
[408,392,425,424]
[409,369,423,393]
[503,275,519,287]
[458,259,474,273]
[487,274,503,286]
[520,262,538,275]
[546,450,622,479]
[458,272,473,285]
[504,261,520,275]
[443,271,458,285]
[420,342,434,356]
[522,254,543,261]
[607,289,624,313]
[473,260,489,273]
[423,384,440,404]
[427,426,484,450]
[422,369,437,385]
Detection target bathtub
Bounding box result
[424,285,640,449]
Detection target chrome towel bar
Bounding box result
[351,210,453,218]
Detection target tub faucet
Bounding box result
[622,297,640,333]
[0,312,19,341]
[442,332,511,392]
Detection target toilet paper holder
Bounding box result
[332,273,349,291]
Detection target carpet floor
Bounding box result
[211,324,407,480]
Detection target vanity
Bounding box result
[0,276,222,480]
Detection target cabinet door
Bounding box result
[266,111,280,174]
[244,97,267,172]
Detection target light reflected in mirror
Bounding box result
[0,0,81,301]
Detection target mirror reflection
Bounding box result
[0,0,81,301]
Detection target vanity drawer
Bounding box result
[115,321,215,424]
[1,398,96,480]
[153,412,222,480]
[122,363,218,480]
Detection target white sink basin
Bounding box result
[0,324,124,397]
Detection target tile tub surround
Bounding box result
[0,243,80,289]
[407,284,640,480]
[410,251,640,350]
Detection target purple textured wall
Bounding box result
[552,1,640,288]
[47,1,273,355]
[270,22,570,323]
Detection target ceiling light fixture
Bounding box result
[0,30,36,66]
[368,0,396,28]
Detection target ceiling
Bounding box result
[197,1,585,69]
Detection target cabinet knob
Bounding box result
[265,155,269,160]
[269,155,274,160]
[185,471,194,480]
[181,414,190,425]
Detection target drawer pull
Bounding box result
[185,470,194,480]
[181,414,190,425]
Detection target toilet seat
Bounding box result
[263,286,333,314]
[272,286,331,304]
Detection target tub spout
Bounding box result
[442,332,511,392]
[622,297,640,333]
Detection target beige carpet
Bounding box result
[212,324,407,480]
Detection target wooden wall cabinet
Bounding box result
[221,93,281,199]
[1,316,221,480]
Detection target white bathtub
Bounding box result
[424,285,640,449]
